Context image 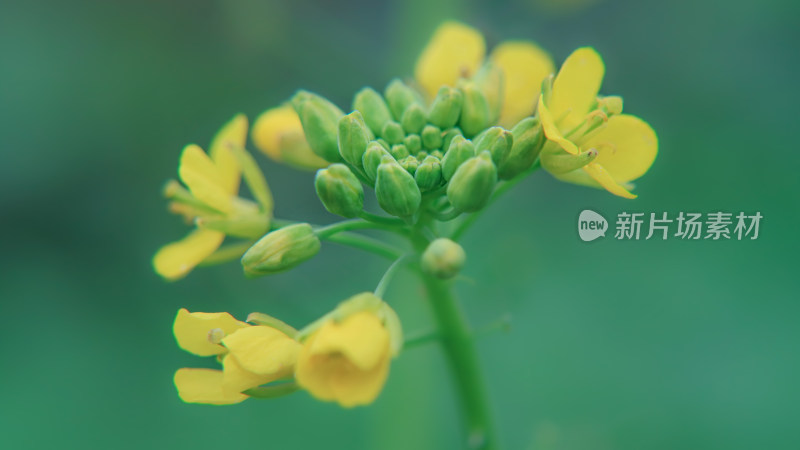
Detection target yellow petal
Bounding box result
[178,144,233,214]
[328,351,390,408]
[153,228,225,281]
[222,326,300,376]
[309,312,390,371]
[490,40,555,127]
[174,368,247,405]
[251,104,328,170]
[549,47,605,132]
[208,114,247,195]
[580,114,657,183]
[295,332,391,408]
[414,21,486,99]
[173,308,249,356]
[582,162,637,199]
[538,96,579,155]
[221,353,275,394]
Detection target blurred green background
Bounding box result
[2,0,798,448]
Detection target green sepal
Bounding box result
[441,135,475,181]
[447,151,497,213]
[228,145,274,213]
[385,78,423,120]
[403,134,422,154]
[241,223,321,277]
[382,120,405,145]
[421,124,443,150]
[415,155,443,191]
[421,238,466,280]
[400,103,427,135]
[353,87,393,136]
[473,126,513,167]
[363,141,391,184]
[291,90,345,162]
[314,164,364,218]
[375,155,422,217]
[458,81,492,137]
[498,117,545,179]
[427,86,464,129]
[246,312,299,338]
[473,62,504,124]
[337,111,372,169]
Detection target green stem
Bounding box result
[359,210,407,226]
[420,272,498,450]
[402,328,440,349]
[314,218,407,238]
[374,255,409,298]
[322,232,404,260]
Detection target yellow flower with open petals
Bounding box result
[154,114,274,280]
[414,21,555,127]
[539,48,658,198]
[172,308,301,405]
[252,104,329,170]
[295,311,392,408]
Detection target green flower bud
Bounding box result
[415,155,443,191]
[291,90,345,162]
[385,78,422,120]
[447,151,497,213]
[417,150,429,160]
[427,86,464,129]
[375,155,421,217]
[540,147,598,174]
[242,223,320,276]
[441,127,463,153]
[473,63,504,124]
[458,81,492,138]
[399,155,419,174]
[362,141,391,184]
[353,87,393,136]
[430,149,444,160]
[376,138,390,151]
[400,103,427,135]
[498,117,545,179]
[421,238,466,279]
[421,124,443,150]
[314,163,364,218]
[382,120,405,145]
[474,126,513,167]
[403,134,422,154]
[337,111,372,169]
[441,135,475,181]
[391,144,410,160]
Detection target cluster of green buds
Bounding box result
[295,77,544,221]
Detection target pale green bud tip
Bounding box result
[241,223,321,276]
[382,121,405,145]
[385,79,421,121]
[362,141,390,184]
[428,86,464,129]
[315,164,364,218]
[415,155,443,191]
[391,144,410,160]
[421,238,466,280]
[337,111,371,168]
[441,134,476,181]
[375,156,422,217]
[353,87,393,136]
[291,90,344,163]
[403,134,422,154]
[447,151,497,213]
[421,124,443,150]
[401,104,427,135]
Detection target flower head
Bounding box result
[153,115,274,280]
[414,21,555,127]
[295,293,402,408]
[538,48,658,198]
[172,308,300,405]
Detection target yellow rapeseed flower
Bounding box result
[539,48,658,198]
[153,115,273,280]
[414,21,555,127]
[172,308,300,405]
[252,103,329,170]
[295,311,392,408]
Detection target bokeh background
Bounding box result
[2,0,798,449]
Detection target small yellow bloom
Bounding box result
[539,48,658,198]
[414,21,554,127]
[154,115,274,280]
[252,104,329,170]
[172,309,301,404]
[295,311,392,408]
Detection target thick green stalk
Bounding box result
[420,272,498,450]
[413,231,498,449]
